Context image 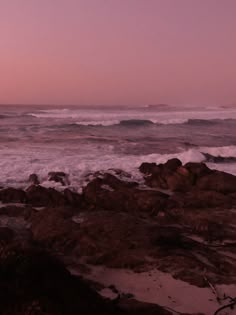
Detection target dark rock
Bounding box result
[30,207,79,253]
[140,161,214,192]
[164,166,193,191]
[0,187,26,203]
[100,173,138,190]
[0,227,34,260]
[83,177,168,214]
[184,162,212,181]
[0,205,34,219]
[142,160,236,194]
[26,185,82,208]
[130,190,169,215]
[145,174,168,190]
[64,188,82,206]
[140,159,191,191]
[26,185,67,207]
[164,158,182,172]
[168,189,233,209]
[77,211,153,268]
[48,171,70,186]
[150,227,194,250]
[28,173,40,185]
[139,162,161,175]
[142,161,192,192]
[196,171,236,194]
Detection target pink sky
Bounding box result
[0,0,236,106]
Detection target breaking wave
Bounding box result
[71,118,235,128]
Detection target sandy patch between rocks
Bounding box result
[74,266,236,315]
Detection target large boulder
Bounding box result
[63,188,82,207]
[0,204,34,219]
[139,162,161,175]
[140,159,193,192]
[26,185,67,207]
[76,211,154,268]
[30,207,79,254]
[145,173,168,190]
[83,176,168,215]
[130,190,169,215]
[164,166,193,191]
[184,162,212,183]
[0,187,26,203]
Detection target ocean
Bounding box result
[0,104,236,191]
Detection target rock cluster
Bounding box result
[139,158,236,193]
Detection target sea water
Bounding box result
[0,104,235,191]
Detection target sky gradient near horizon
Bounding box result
[0,0,236,106]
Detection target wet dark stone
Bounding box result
[0,188,26,203]
[26,185,67,207]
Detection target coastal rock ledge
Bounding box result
[0,160,236,315]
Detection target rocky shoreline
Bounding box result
[0,159,236,314]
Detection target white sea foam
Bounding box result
[0,146,235,192]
